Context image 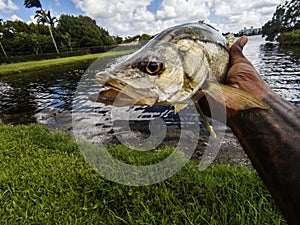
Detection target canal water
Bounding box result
[243,36,300,106]
[0,36,299,125]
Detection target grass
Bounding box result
[0,121,287,224]
[0,50,135,76]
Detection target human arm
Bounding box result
[203,36,300,225]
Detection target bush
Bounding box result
[88,45,117,54]
[277,29,300,45]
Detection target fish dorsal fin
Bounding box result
[203,82,270,111]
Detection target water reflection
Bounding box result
[0,63,88,124]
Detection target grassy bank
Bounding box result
[0,121,286,224]
[0,50,134,76]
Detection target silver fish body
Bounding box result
[95,22,230,106]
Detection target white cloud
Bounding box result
[0,0,19,13]
[72,0,155,36]
[156,0,210,23]
[10,14,22,21]
[27,15,37,24]
[72,0,286,36]
[209,0,285,32]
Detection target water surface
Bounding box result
[0,63,88,124]
[244,36,299,106]
[0,37,299,125]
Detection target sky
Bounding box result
[0,0,285,37]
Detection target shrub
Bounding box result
[277,29,300,45]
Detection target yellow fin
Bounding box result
[225,33,235,47]
[174,104,188,114]
[203,82,270,111]
[195,103,217,139]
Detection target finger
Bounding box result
[230,36,249,65]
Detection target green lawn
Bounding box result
[0,50,134,76]
[0,121,286,224]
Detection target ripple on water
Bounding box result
[0,38,299,125]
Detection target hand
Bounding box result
[226,36,272,100]
[199,36,273,120]
[223,37,300,225]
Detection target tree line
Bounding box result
[262,0,299,44]
[0,15,120,58]
[0,0,135,60]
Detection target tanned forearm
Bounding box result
[227,93,300,225]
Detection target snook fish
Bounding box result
[93,22,269,137]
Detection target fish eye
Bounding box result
[134,55,164,76]
[135,60,163,76]
[146,61,163,75]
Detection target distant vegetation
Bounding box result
[0,0,151,63]
[277,29,300,45]
[0,16,117,60]
[0,15,150,64]
[124,34,152,43]
[262,0,300,44]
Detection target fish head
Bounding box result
[94,40,212,107]
[94,22,229,107]
[92,22,270,139]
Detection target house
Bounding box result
[238,26,262,36]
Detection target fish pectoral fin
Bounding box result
[174,104,188,114]
[203,82,270,111]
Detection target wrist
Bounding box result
[227,91,298,137]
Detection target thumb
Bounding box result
[230,36,249,65]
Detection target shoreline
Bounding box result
[0,49,135,76]
[36,109,252,167]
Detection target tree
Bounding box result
[24,0,60,53]
[0,19,8,58]
[57,15,117,49]
[0,17,117,58]
[283,0,300,30]
[114,35,123,44]
[0,20,49,56]
[35,10,59,53]
[262,0,300,41]
[139,34,151,41]
[61,32,74,51]
[24,0,41,8]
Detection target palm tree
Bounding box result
[0,19,8,58]
[34,9,59,53]
[24,0,41,8]
[24,0,60,53]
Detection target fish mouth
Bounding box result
[90,78,159,107]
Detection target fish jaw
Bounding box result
[92,49,186,106]
[93,74,159,107]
